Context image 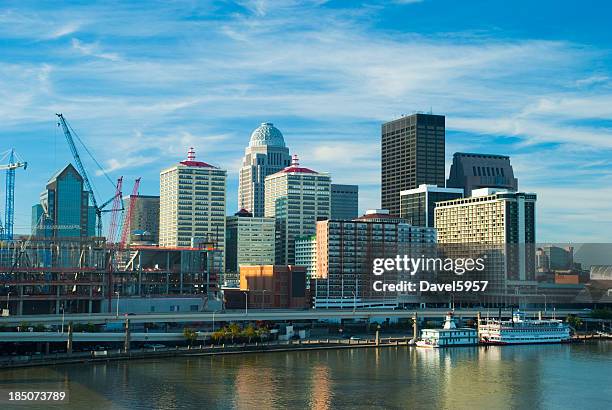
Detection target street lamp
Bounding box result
[242,291,248,316]
[61,304,65,333]
[262,290,267,310]
[115,291,120,317]
[212,309,221,332]
[351,291,356,313]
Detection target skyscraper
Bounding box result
[122,195,160,244]
[314,210,436,309]
[239,122,291,217]
[32,163,95,238]
[265,154,331,265]
[330,184,359,220]
[381,113,445,216]
[400,184,463,228]
[435,188,537,282]
[225,209,275,285]
[159,148,226,257]
[447,152,518,196]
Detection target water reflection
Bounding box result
[0,343,610,409]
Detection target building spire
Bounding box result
[187,147,196,161]
[291,154,299,167]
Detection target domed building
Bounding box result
[238,122,291,217]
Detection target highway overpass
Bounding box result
[0,308,588,326]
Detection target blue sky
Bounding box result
[0,0,611,242]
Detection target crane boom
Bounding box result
[107,177,124,245]
[119,178,141,248]
[56,113,105,236]
[1,149,27,240]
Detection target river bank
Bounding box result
[2,332,610,369]
[0,337,411,369]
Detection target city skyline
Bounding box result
[1,0,611,242]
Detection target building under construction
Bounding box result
[0,237,222,315]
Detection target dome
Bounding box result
[249,122,286,148]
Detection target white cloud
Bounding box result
[71,38,121,61]
[1,1,611,240]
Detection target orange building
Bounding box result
[240,265,308,309]
[555,273,580,285]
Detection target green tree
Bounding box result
[566,315,583,330]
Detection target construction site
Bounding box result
[0,238,222,315]
[0,114,223,317]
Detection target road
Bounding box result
[0,308,586,326]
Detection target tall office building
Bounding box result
[225,209,275,286]
[122,195,160,244]
[239,122,291,217]
[400,184,463,228]
[435,188,537,282]
[447,152,518,196]
[265,154,331,265]
[330,184,359,220]
[295,234,317,287]
[314,210,437,309]
[381,113,445,216]
[32,163,95,238]
[159,148,226,258]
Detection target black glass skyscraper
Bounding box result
[381,113,445,216]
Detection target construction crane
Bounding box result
[119,178,141,249]
[107,177,124,245]
[0,149,27,240]
[56,113,120,237]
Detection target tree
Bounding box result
[183,328,198,345]
[243,325,257,343]
[566,315,583,330]
[211,330,225,344]
[228,323,241,344]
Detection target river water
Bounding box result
[0,342,610,409]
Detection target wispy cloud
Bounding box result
[1,1,611,241]
[71,38,120,61]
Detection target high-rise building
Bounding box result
[330,184,359,220]
[122,195,160,244]
[159,148,226,258]
[381,113,445,216]
[447,152,518,196]
[435,188,537,283]
[400,184,463,228]
[239,122,291,217]
[32,163,95,238]
[314,210,437,309]
[295,234,317,287]
[225,209,275,286]
[264,154,331,265]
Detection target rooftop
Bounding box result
[279,154,317,174]
[179,147,216,168]
[249,122,286,148]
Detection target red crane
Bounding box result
[107,177,123,245]
[119,178,142,249]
